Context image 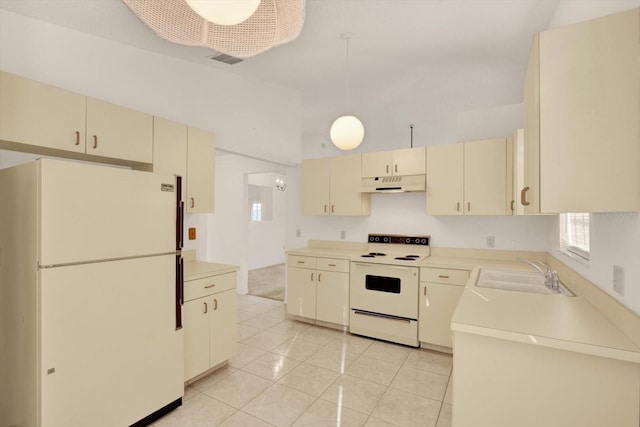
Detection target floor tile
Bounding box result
[403,349,453,376]
[242,352,301,381]
[264,305,288,320]
[295,325,343,345]
[201,370,273,409]
[217,410,274,426]
[237,323,262,341]
[326,333,373,354]
[436,403,452,427]
[153,393,235,426]
[443,376,452,405]
[320,375,387,415]
[292,398,368,427]
[306,346,360,373]
[390,365,449,401]
[228,343,267,369]
[371,388,441,427]
[241,330,290,351]
[242,314,286,330]
[269,319,313,339]
[364,418,399,427]
[237,309,261,323]
[189,365,237,392]
[278,362,340,397]
[345,355,401,386]
[362,341,412,365]
[271,337,324,361]
[245,302,279,314]
[182,385,200,402]
[243,383,315,427]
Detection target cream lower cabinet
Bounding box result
[362,147,426,177]
[426,139,508,216]
[287,255,349,326]
[523,8,640,213]
[153,118,216,213]
[183,272,237,382]
[419,267,469,348]
[301,154,370,216]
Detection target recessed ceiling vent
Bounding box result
[210,53,243,65]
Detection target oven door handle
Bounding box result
[352,309,412,323]
[351,263,415,272]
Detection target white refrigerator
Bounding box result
[0,159,185,427]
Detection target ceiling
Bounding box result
[0,0,565,150]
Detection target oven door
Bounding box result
[350,262,419,319]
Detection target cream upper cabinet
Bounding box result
[186,126,216,213]
[0,71,86,153]
[301,154,370,216]
[426,144,464,215]
[427,140,509,216]
[464,138,507,215]
[510,128,525,215]
[362,147,426,177]
[523,8,640,213]
[86,97,153,163]
[153,117,188,196]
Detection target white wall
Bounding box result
[0,9,301,166]
[545,0,640,315]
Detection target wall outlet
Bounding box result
[486,236,495,248]
[340,230,346,240]
[188,227,196,240]
[613,265,625,296]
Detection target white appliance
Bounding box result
[0,159,185,427]
[360,174,426,193]
[349,234,430,347]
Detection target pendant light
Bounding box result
[185,0,261,26]
[330,32,365,150]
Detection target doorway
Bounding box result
[246,171,286,300]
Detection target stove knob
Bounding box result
[405,238,411,244]
[414,238,420,244]
[421,238,427,244]
[374,236,380,242]
[383,236,389,243]
[369,236,374,242]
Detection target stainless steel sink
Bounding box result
[476,269,574,296]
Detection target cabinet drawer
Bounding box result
[288,255,317,269]
[420,267,470,286]
[184,272,236,302]
[316,257,349,273]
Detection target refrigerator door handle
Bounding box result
[175,254,184,330]
[176,175,184,250]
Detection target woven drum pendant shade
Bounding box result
[121,0,306,58]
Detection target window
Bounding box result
[559,213,590,260]
[250,202,262,221]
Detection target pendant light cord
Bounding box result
[341,32,355,112]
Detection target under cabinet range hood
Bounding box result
[360,175,426,193]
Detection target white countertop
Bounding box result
[421,256,640,363]
[184,260,238,281]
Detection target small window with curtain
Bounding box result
[559,213,590,261]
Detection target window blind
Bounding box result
[560,213,590,260]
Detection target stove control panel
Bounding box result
[368,234,430,246]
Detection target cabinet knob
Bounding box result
[92,135,98,149]
[521,187,531,206]
[75,131,80,146]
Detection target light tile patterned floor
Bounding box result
[153,294,453,427]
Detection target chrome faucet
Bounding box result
[517,258,560,291]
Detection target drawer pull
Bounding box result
[438,275,450,279]
[297,261,305,264]
[204,284,216,289]
[328,263,336,267]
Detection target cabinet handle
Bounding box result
[75,131,80,146]
[204,283,216,289]
[190,197,195,208]
[511,200,515,211]
[92,135,98,149]
[318,273,322,282]
[214,299,218,310]
[311,272,314,281]
[438,275,450,279]
[456,202,460,212]
[424,286,430,307]
[394,164,398,173]
[297,261,305,264]
[467,202,471,211]
[324,205,328,213]
[521,187,530,206]
[328,263,336,267]
[386,164,389,173]
[331,205,334,213]
[203,302,208,314]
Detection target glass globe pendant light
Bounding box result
[330,32,365,150]
[185,0,261,25]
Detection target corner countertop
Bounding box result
[184,260,238,281]
[429,256,640,364]
[286,240,369,260]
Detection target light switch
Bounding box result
[188,228,196,240]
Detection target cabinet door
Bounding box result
[464,138,507,215]
[426,144,463,215]
[316,270,349,326]
[209,289,237,368]
[418,282,464,348]
[184,297,211,381]
[86,97,153,163]
[286,266,316,319]
[0,71,86,153]
[330,153,370,215]
[153,117,188,196]
[522,34,541,214]
[393,147,426,176]
[301,158,331,215]
[186,126,216,213]
[511,129,525,215]
[362,151,393,177]
[539,8,639,212]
